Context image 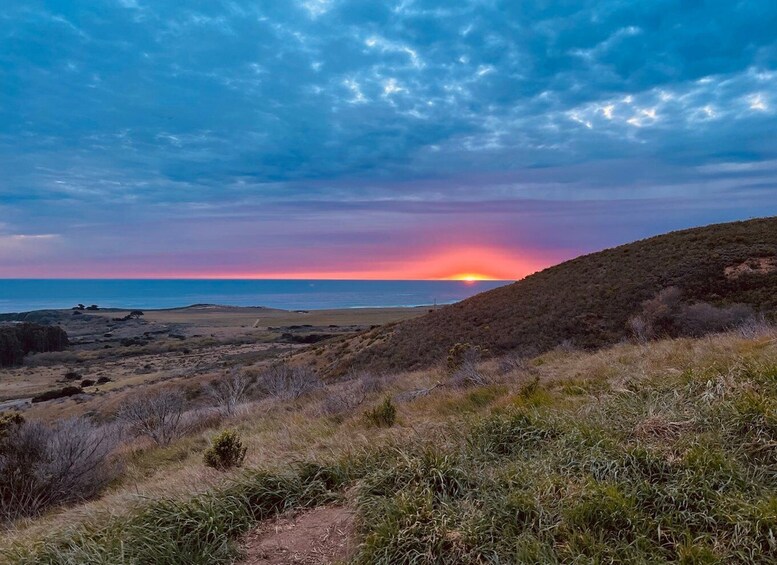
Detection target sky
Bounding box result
[1,0,776,280]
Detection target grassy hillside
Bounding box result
[2,219,776,564]
[4,328,776,563]
[326,217,777,374]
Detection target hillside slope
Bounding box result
[327,217,777,373]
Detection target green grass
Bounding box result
[435,385,507,415]
[3,467,345,564]
[349,359,777,564]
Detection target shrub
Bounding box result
[0,416,120,521]
[364,397,397,428]
[678,302,752,337]
[629,287,755,340]
[320,371,389,418]
[498,352,530,375]
[349,370,389,395]
[31,386,82,403]
[449,359,490,388]
[0,413,24,441]
[628,287,683,341]
[446,343,482,374]
[737,314,775,338]
[320,389,362,417]
[118,390,187,445]
[203,429,247,470]
[208,369,252,417]
[256,363,320,400]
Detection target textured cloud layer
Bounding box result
[1,0,776,277]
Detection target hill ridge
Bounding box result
[315,216,777,374]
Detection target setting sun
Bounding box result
[447,273,494,282]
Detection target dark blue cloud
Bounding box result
[1,0,776,276]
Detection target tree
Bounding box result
[0,324,69,368]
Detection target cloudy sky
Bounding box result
[1,0,776,279]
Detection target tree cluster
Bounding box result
[0,323,69,368]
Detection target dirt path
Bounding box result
[238,505,356,564]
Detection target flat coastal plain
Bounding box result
[0,305,428,421]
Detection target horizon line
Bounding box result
[0,277,517,282]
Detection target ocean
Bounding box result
[0,279,511,313]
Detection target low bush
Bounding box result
[31,386,82,403]
[320,371,390,418]
[207,369,252,416]
[118,390,187,446]
[204,429,247,470]
[449,359,490,388]
[256,363,320,400]
[0,415,120,521]
[364,397,397,428]
[446,342,482,374]
[629,287,755,341]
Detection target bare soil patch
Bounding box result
[239,505,356,565]
[724,256,777,279]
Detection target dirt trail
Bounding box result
[239,505,356,565]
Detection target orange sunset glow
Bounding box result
[31,246,552,282]
[189,246,550,281]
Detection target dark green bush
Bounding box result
[204,429,247,470]
[31,386,82,403]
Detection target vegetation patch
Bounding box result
[363,397,397,428]
[336,217,777,373]
[0,323,69,368]
[204,429,248,470]
[4,330,777,564]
